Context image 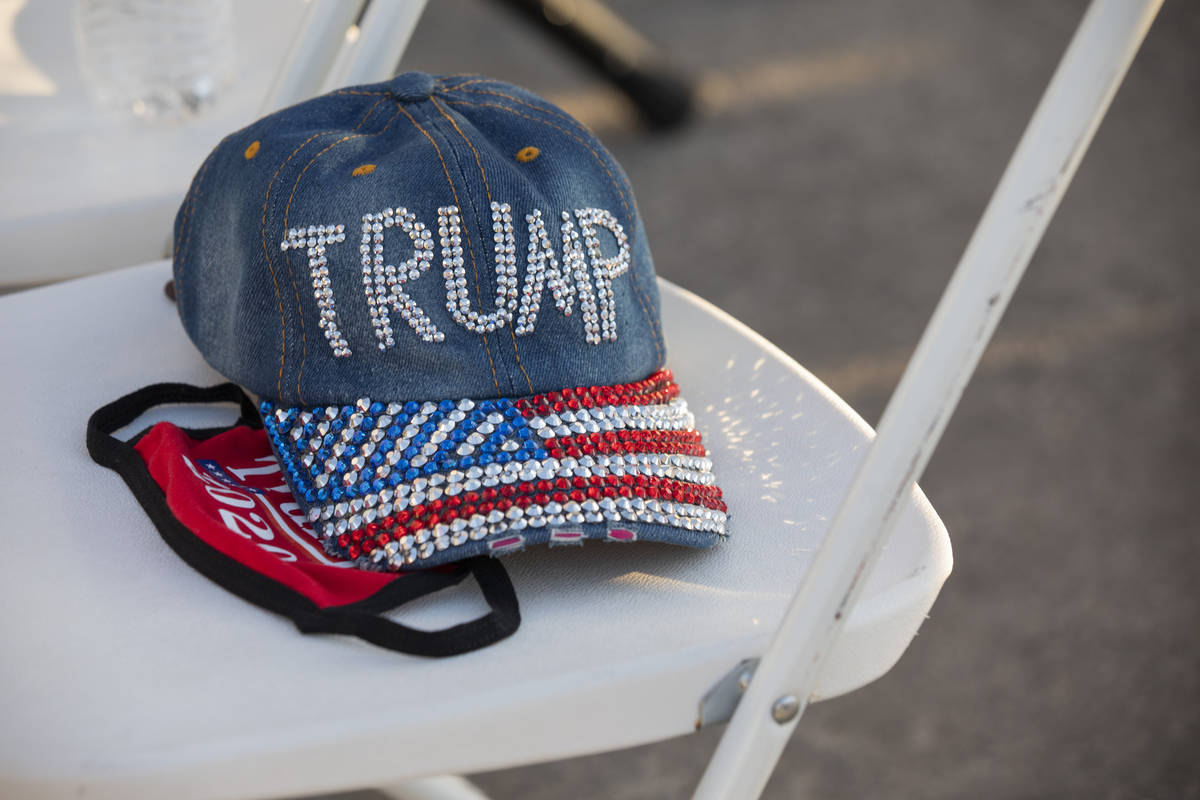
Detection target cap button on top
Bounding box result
[389,71,436,102]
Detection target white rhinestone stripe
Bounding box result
[291,398,698,501]
[284,398,696,494]
[530,398,697,433]
[306,450,720,528]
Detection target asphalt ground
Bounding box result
[324,2,1200,797]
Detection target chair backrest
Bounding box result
[0,0,424,288]
[258,0,428,114]
[0,0,292,286]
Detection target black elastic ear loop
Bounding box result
[86,383,521,657]
[87,382,261,445]
[294,557,521,658]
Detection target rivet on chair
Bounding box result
[515,146,540,163]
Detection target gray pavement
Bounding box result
[333,2,1200,797]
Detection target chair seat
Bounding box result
[0,261,951,799]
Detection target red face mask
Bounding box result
[88,382,519,657]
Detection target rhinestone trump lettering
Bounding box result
[280,224,351,357]
[282,204,631,357]
[260,369,728,570]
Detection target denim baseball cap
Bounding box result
[172,72,727,570]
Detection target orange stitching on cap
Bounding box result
[354,95,389,129]
[260,96,388,400]
[175,147,213,260]
[431,97,534,395]
[351,163,377,176]
[461,98,664,359]
[173,182,196,286]
[282,98,386,401]
[394,103,502,395]
[438,77,491,93]
[431,98,493,206]
[174,169,197,260]
[244,140,261,159]
[515,146,540,163]
[446,101,632,214]
[283,106,403,399]
[284,113,403,224]
[459,87,584,130]
[173,138,226,306]
[444,98,665,362]
[438,73,488,85]
[261,132,328,398]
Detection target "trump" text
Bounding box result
[280,202,631,358]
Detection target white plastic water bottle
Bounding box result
[73,0,235,121]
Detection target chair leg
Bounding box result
[377,775,492,800]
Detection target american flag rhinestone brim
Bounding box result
[260,369,728,570]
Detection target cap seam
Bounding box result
[328,89,392,97]
[282,102,404,403]
[421,103,520,395]
[443,97,666,364]
[393,102,504,397]
[258,94,390,401]
[454,87,586,132]
[438,77,493,93]
[431,96,536,396]
[173,139,224,313]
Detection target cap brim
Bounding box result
[261,369,727,570]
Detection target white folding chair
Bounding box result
[0,0,306,287]
[0,0,439,288]
[0,1,1160,798]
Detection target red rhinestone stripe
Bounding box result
[336,472,727,553]
[540,429,706,459]
[515,369,679,416]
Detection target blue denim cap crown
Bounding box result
[173,72,666,405]
[172,73,727,570]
